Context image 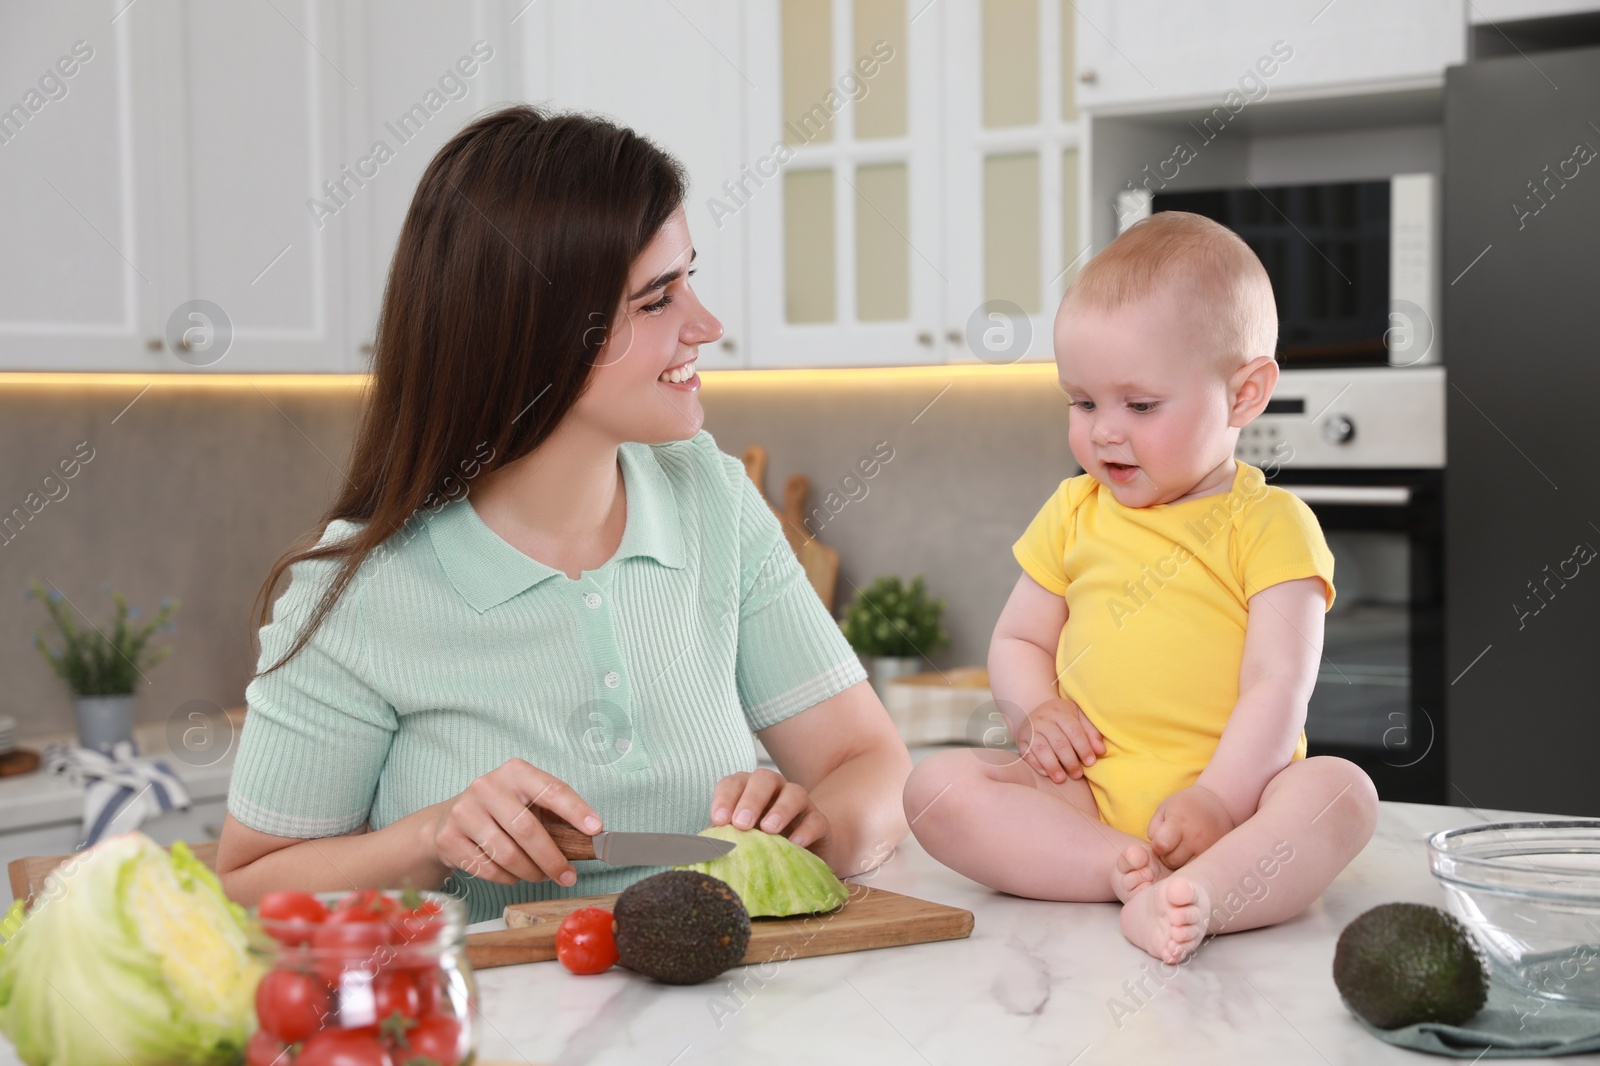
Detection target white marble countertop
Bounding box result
[0,712,239,834]
[464,798,1561,1066]
[0,742,1567,1065]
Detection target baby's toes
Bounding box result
[1161,877,1212,956]
[1112,844,1157,903]
[1116,842,1153,876]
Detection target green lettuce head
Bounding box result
[0,832,265,1066]
[673,825,849,917]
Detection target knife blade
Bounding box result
[534,808,736,867]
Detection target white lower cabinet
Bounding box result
[1,796,228,905]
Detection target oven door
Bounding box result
[1277,470,1445,804]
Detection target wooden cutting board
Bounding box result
[464,882,973,971]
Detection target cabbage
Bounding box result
[0,832,265,1066]
[673,825,849,916]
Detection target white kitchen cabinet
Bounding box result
[173,0,355,372]
[341,0,521,368]
[1072,0,1467,114]
[0,0,361,373]
[738,0,1081,369]
[740,0,946,368]
[939,0,1082,366]
[0,3,173,371]
[517,0,751,368]
[0,797,227,906]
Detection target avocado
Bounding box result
[673,826,849,917]
[612,870,751,985]
[1333,902,1488,1029]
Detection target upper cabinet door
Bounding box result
[742,0,944,368]
[343,0,519,370]
[0,2,171,371]
[941,0,1082,367]
[522,0,749,369]
[0,0,355,373]
[1073,0,1467,113]
[177,0,353,372]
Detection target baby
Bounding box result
[905,211,1379,964]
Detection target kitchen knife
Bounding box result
[534,808,736,867]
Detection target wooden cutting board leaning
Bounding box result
[463,882,974,971]
[741,444,839,611]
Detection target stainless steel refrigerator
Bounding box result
[1445,43,1600,817]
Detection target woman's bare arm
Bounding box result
[217,759,608,904]
[216,808,451,906]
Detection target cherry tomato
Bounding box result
[255,968,332,1044]
[258,890,330,946]
[395,1013,463,1066]
[413,969,445,1016]
[245,1028,289,1066]
[388,896,445,944]
[372,968,421,1022]
[555,906,618,975]
[329,888,401,923]
[296,1027,394,1066]
[311,918,398,984]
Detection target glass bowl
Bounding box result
[1427,820,1600,1009]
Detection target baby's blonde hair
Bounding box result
[1062,211,1278,370]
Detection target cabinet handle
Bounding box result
[720,338,737,353]
[359,341,374,354]
[1078,69,1098,84]
[916,331,934,346]
[945,329,962,344]
[146,337,164,352]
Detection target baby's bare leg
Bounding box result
[1119,756,1379,962]
[904,747,1148,901]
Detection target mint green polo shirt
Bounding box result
[228,430,868,922]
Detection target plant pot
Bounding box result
[73,694,136,753]
[863,655,923,701]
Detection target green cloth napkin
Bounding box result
[1352,979,1600,1057]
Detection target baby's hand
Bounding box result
[1019,696,1106,784]
[1147,785,1235,868]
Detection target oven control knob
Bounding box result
[1322,414,1355,445]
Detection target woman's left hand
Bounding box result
[710,768,830,851]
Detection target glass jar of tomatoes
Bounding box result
[246,888,477,1066]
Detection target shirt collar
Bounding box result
[427,441,685,613]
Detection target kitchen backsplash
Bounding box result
[0,372,1073,740]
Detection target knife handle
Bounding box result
[533,806,597,861]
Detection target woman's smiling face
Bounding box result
[572,206,723,446]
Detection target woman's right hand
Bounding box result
[428,759,604,887]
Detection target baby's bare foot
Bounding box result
[1119,873,1212,964]
[1111,843,1171,904]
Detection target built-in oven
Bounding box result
[1238,365,1445,803]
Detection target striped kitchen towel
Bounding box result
[43,740,191,847]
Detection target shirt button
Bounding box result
[615,737,632,755]
[604,671,621,689]
[583,592,602,609]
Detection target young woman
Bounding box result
[216,106,912,923]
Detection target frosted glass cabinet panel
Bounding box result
[943,0,1082,365]
[745,0,942,367]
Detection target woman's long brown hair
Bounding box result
[251,105,687,676]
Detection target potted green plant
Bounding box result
[839,575,950,699]
[26,581,179,753]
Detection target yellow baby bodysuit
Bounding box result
[1012,460,1335,840]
